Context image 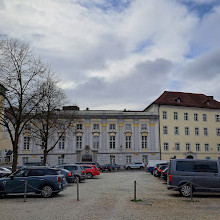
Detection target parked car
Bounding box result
[0,167,67,198]
[168,159,220,197]
[56,164,86,183]
[151,163,168,175]
[100,164,121,172]
[0,167,11,177]
[125,162,145,170]
[59,168,74,183]
[154,164,168,177]
[75,162,101,170]
[161,167,168,181]
[81,165,100,179]
[146,160,168,173]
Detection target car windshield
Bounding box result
[12,169,29,177]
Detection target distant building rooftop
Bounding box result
[145,91,220,110]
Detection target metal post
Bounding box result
[24,181,27,202]
[77,177,79,201]
[134,181,136,201]
[190,181,193,201]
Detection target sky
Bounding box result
[0,0,220,110]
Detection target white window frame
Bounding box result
[163,126,168,134]
[110,135,116,149]
[174,112,178,120]
[186,143,191,151]
[203,114,207,122]
[196,143,200,151]
[194,113,198,121]
[58,136,65,149]
[125,124,132,131]
[162,111,167,119]
[175,143,180,151]
[164,142,169,151]
[76,136,82,149]
[185,127,189,136]
[184,113,188,121]
[23,136,30,150]
[93,124,100,130]
[204,128,208,136]
[92,135,99,149]
[142,136,147,149]
[195,127,199,136]
[141,124,148,130]
[125,136,131,149]
[126,155,131,164]
[109,123,116,130]
[174,127,179,135]
[204,144,210,152]
[216,128,220,136]
[215,115,220,122]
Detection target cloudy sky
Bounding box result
[0,0,220,110]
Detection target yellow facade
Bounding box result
[159,105,220,160]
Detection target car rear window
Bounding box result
[43,169,59,175]
[64,166,78,171]
[28,169,44,176]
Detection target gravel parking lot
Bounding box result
[0,171,220,220]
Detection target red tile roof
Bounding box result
[149,91,220,109]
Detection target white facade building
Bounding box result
[18,108,160,166]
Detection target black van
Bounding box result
[168,159,220,197]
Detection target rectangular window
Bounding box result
[110,136,116,149]
[110,155,116,164]
[58,123,65,130]
[126,155,131,164]
[184,113,188,121]
[142,155,148,163]
[216,128,220,136]
[40,157,44,163]
[203,114,207,122]
[141,124,148,130]
[185,127,189,136]
[186,143,191,151]
[194,113,198,121]
[174,112,178,120]
[58,155,64,164]
[196,143,200,151]
[93,136,99,149]
[205,144,210,152]
[22,157,28,164]
[142,136,147,149]
[206,157,211,160]
[125,124,132,131]
[58,137,65,149]
[195,127,199,136]
[76,136,82,149]
[217,144,220,152]
[215,115,220,122]
[204,128,208,136]
[93,124,100,130]
[175,143,180,151]
[109,123,116,130]
[163,126,168,134]
[23,136,30,150]
[174,127,179,135]
[125,136,131,149]
[76,124,83,130]
[24,124,31,130]
[164,143,169,151]
[162,111,167,119]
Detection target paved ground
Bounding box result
[0,171,220,220]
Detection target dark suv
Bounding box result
[0,167,67,198]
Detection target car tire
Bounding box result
[73,176,80,183]
[179,184,192,197]
[41,185,53,198]
[126,166,131,170]
[140,167,144,170]
[86,172,93,179]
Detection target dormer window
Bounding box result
[177,98,181,103]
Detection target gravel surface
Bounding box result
[0,171,220,220]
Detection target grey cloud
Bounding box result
[65,58,173,109]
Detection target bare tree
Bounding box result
[0,36,48,172]
[29,74,77,165]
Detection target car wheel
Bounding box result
[179,184,192,197]
[86,172,93,179]
[41,185,53,198]
[140,166,144,170]
[73,176,80,183]
[126,166,131,170]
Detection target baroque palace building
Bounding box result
[145,91,220,161]
[17,107,160,166]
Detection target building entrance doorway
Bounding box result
[82,154,93,162]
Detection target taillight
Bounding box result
[57,176,61,182]
[169,174,172,182]
[81,171,84,174]
[158,169,162,172]
[68,172,72,177]
[155,167,158,170]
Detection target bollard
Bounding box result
[77,177,79,201]
[134,181,137,201]
[189,181,192,201]
[24,181,27,202]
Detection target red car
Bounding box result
[81,165,100,179]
